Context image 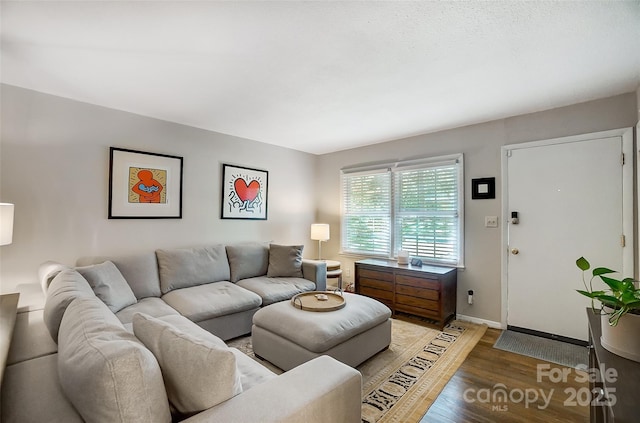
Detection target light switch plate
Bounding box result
[485,216,498,228]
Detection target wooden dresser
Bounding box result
[355,259,457,329]
[587,309,640,423]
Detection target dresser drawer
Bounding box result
[395,294,439,311]
[359,268,394,282]
[358,277,393,292]
[395,285,439,301]
[395,303,440,320]
[395,274,440,291]
[360,286,394,302]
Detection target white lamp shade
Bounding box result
[310,223,330,241]
[0,203,14,246]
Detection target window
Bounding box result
[341,154,464,266]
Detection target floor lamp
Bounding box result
[310,223,330,260]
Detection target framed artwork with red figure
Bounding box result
[109,147,183,219]
[221,164,268,220]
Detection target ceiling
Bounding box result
[1,1,639,155]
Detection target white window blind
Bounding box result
[394,163,460,265]
[341,169,391,256]
[341,154,464,266]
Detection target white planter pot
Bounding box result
[600,309,640,363]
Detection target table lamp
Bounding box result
[310,223,330,260]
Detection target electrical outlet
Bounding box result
[485,216,498,228]
[345,267,351,277]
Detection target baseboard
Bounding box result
[456,314,503,329]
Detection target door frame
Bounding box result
[500,127,634,329]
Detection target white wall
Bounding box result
[316,92,638,325]
[0,84,317,294]
[637,84,640,122]
[1,84,637,325]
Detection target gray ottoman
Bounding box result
[252,292,392,371]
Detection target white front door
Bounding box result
[503,129,633,342]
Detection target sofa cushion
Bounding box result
[58,297,171,423]
[162,282,262,322]
[76,261,137,313]
[155,315,228,348]
[236,276,316,306]
[115,297,181,325]
[267,244,304,278]
[7,309,58,365]
[77,253,162,299]
[229,347,277,390]
[1,354,83,423]
[156,245,231,294]
[132,313,243,414]
[153,315,276,390]
[43,269,95,343]
[226,242,269,282]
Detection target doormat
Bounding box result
[493,330,588,369]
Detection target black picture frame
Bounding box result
[471,177,496,200]
[221,164,268,220]
[108,147,183,219]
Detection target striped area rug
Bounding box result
[359,319,486,422]
[229,318,487,423]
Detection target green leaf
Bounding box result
[577,289,607,298]
[622,280,636,292]
[621,290,635,300]
[623,300,640,310]
[600,276,625,292]
[593,267,617,276]
[576,257,590,271]
[620,291,640,306]
[576,289,597,298]
[598,295,624,308]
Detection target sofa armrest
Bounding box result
[183,355,362,423]
[301,259,327,291]
[38,261,71,294]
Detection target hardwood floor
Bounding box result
[421,328,590,423]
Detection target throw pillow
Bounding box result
[76,260,137,313]
[76,252,162,299]
[267,244,304,277]
[226,242,269,282]
[132,313,243,414]
[156,245,231,294]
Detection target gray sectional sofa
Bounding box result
[70,242,326,341]
[1,242,363,422]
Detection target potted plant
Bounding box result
[576,256,640,362]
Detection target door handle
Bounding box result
[511,248,519,255]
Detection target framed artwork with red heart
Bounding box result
[221,164,268,220]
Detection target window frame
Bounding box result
[340,154,464,267]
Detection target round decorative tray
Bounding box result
[291,291,346,312]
